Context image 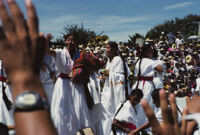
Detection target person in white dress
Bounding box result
[129,89,182,135]
[132,43,163,104]
[153,52,165,89]
[0,60,14,131]
[110,89,143,135]
[50,34,93,135]
[132,43,163,126]
[100,41,131,135]
[40,54,56,105]
[195,74,200,95]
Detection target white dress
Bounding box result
[0,61,14,127]
[51,49,93,135]
[88,72,106,134]
[101,56,130,135]
[132,58,158,106]
[195,78,200,95]
[153,60,165,89]
[40,54,55,105]
[110,101,138,135]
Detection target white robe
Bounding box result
[0,61,14,127]
[195,78,200,95]
[101,56,130,135]
[88,73,106,134]
[132,58,159,124]
[40,54,55,105]
[132,58,158,104]
[51,49,93,135]
[110,101,138,135]
[153,60,165,89]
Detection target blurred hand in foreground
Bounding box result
[0,0,45,81]
[0,0,57,135]
[141,90,187,135]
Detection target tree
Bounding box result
[146,14,200,39]
[63,24,97,46]
[128,33,144,47]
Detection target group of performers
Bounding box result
[1,31,200,135]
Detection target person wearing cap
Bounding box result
[175,33,183,49]
[185,55,193,71]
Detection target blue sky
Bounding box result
[16,0,200,41]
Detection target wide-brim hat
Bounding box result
[185,55,192,63]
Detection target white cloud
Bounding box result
[109,29,147,42]
[163,2,193,10]
[39,14,151,41]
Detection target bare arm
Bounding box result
[112,119,132,133]
[128,122,149,135]
[155,65,164,74]
[0,0,57,135]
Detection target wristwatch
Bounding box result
[13,91,49,112]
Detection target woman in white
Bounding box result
[111,89,143,135]
[0,60,14,129]
[40,54,56,105]
[100,41,130,135]
[132,43,163,108]
[50,35,92,135]
[132,44,163,128]
[152,50,165,89]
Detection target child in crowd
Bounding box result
[111,89,144,135]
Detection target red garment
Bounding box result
[72,51,104,82]
[59,73,70,79]
[121,122,136,130]
[0,76,7,82]
[138,76,153,86]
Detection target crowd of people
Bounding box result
[1,0,200,135]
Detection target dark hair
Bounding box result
[63,34,79,44]
[107,41,119,55]
[63,34,73,40]
[135,43,153,89]
[130,88,143,99]
[153,48,158,58]
[140,43,153,58]
[151,89,161,103]
[107,41,129,99]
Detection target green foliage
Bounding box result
[128,33,144,47]
[146,14,200,39]
[63,24,97,45]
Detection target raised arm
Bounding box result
[45,33,56,57]
[0,0,57,134]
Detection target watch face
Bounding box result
[14,91,49,112]
[18,93,37,106]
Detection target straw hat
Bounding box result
[185,55,192,63]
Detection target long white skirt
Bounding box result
[0,84,14,126]
[132,80,155,126]
[132,80,154,107]
[42,80,54,106]
[51,77,93,135]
